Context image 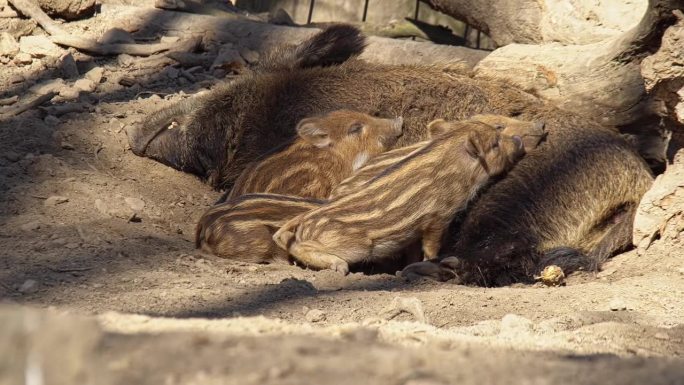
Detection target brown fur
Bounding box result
[272,121,528,274]
[195,194,324,263]
[226,110,402,200]
[329,114,546,200]
[129,26,654,284]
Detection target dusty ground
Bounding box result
[1,2,683,384]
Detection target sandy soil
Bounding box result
[1,3,683,384]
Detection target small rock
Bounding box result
[30,79,65,94]
[74,78,96,92]
[3,151,21,162]
[239,47,259,64]
[60,53,80,78]
[0,32,19,56]
[609,298,627,311]
[164,66,180,79]
[654,332,670,340]
[94,199,109,215]
[99,28,135,45]
[381,297,427,323]
[118,76,137,87]
[403,379,448,385]
[65,242,80,249]
[125,197,145,212]
[212,68,226,78]
[14,52,32,65]
[61,141,75,150]
[20,221,41,231]
[500,314,534,334]
[58,86,80,100]
[117,53,135,67]
[596,267,617,278]
[44,195,68,206]
[85,67,104,84]
[18,279,38,294]
[51,238,68,246]
[44,115,60,125]
[305,309,326,323]
[160,36,180,44]
[37,0,96,20]
[19,35,62,57]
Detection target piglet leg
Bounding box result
[289,240,350,275]
[421,219,447,260]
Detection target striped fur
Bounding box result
[329,114,546,200]
[273,121,529,274]
[195,194,324,263]
[226,110,403,201]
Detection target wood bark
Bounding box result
[421,0,648,46]
[633,149,684,251]
[98,4,488,69]
[468,0,682,169]
[640,10,684,161]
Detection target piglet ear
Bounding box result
[464,133,482,159]
[296,118,331,148]
[427,119,451,138]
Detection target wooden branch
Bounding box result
[10,0,199,57]
[7,0,66,35]
[0,95,19,106]
[0,91,56,117]
[50,34,201,56]
[154,0,255,19]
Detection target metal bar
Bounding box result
[464,23,470,46]
[307,0,315,24]
[362,0,369,22]
[412,0,420,40]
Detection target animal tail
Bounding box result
[259,24,367,71]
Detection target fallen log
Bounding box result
[99,4,488,69]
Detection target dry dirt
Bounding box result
[1,3,684,384]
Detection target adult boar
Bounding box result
[127,25,653,284]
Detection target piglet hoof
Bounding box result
[398,260,456,282]
[331,260,350,275]
[438,256,464,270]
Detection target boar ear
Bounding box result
[297,118,331,148]
[464,133,483,159]
[427,119,451,138]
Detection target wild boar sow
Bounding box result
[195,194,324,263]
[226,110,402,201]
[272,121,528,274]
[128,25,653,284]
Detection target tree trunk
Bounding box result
[641,10,684,161]
[98,4,487,69]
[431,0,682,168]
[421,0,647,46]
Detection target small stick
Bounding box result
[7,0,67,36]
[0,91,56,117]
[47,266,93,273]
[0,9,19,18]
[51,34,179,56]
[0,95,19,106]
